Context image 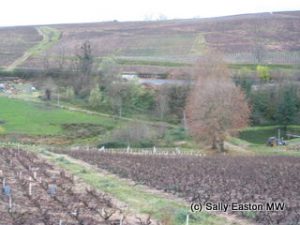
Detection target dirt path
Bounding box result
[5,27,61,71]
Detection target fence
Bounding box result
[66,145,206,156]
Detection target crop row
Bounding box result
[0,148,153,225]
[66,151,300,225]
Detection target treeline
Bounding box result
[18,41,190,124]
[234,66,300,129]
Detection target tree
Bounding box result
[155,85,170,120]
[276,83,298,133]
[41,77,57,101]
[78,40,93,76]
[256,65,271,82]
[186,56,250,152]
[63,86,75,100]
[88,84,102,108]
[72,41,94,95]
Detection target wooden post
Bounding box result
[29,181,32,196]
[8,195,12,211]
[2,177,6,188]
[186,214,189,225]
[120,215,124,225]
[59,219,63,225]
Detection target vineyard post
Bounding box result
[59,219,63,225]
[153,146,157,154]
[2,177,6,188]
[33,171,37,179]
[29,177,32,196]
[8,195,12,211]
[120,215,124,225]
[127,145,130,153]
[186,214,189,225]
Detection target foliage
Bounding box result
[276,85,298,129]
[186,56,250,151]
[250,82,300,126]
[77,40,93,76]
[107,121,165,146]
[107,81,155,116]
[88,84,102,108]
[63,86,75,100]
[0,126,5,134]
[256,65,271,82]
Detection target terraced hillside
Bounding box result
[0,27,41,68]
[1,10,300,75]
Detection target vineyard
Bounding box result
[0,148,154,225]
[65,150,300,225]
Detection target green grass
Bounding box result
[239,125,300,144]
[235,125,300,156]
[115,58,191,67]
[229,63,296,70]
[31,26,61,56]
[0,96,118,136]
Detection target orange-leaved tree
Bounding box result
[186,54,250,152]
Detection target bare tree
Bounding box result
[57,43,65,70]
[186,54,250,151]
[71,41,94,95]
[155,85,170,120]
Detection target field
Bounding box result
[1,11,300,76]
[0,27,41,67]
[63,150,300,225]
[0,147,152,225]
[1,10,300,225]
[239,126,300,144]
[0,97,120,144]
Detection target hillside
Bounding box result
[0,10,300,76]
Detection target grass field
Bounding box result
[239,125,300,144]
[0,96,118,136]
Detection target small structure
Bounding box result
[121,72,138,81]
[2,185,11,196]
[267,137,286,147]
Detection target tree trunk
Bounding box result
[219,140,225,152]
[212,136,217,149]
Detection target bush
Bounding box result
[0,126,5,134]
